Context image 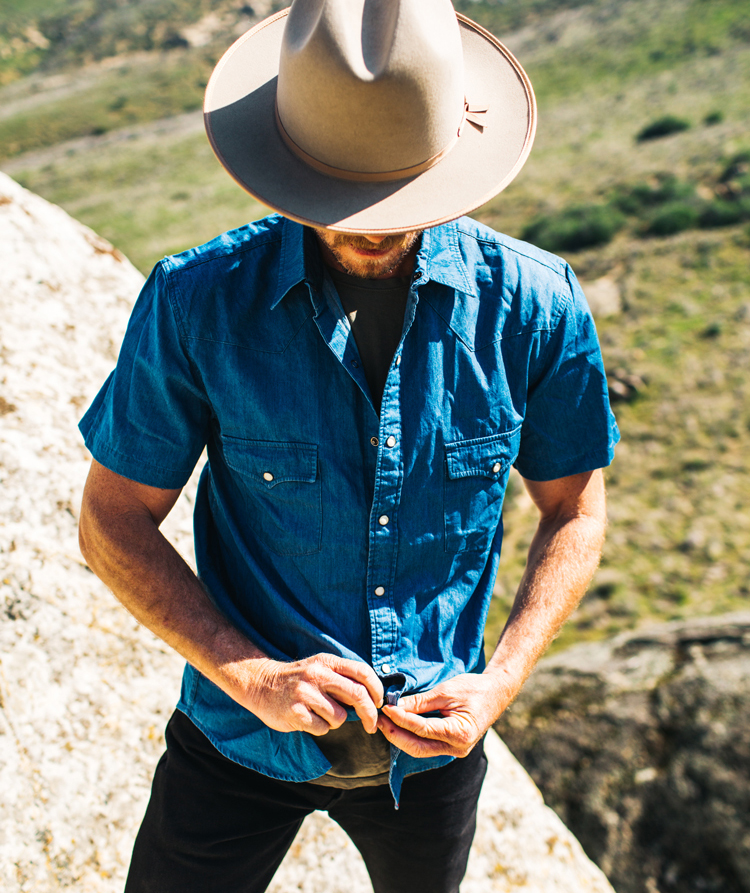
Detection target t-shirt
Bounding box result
[329,267,411,416]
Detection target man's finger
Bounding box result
[290,701,336,737]
[381,703,449,740]
[323,677,380,733]
[311,692,348,730]
[377,713,455,758]
[395,689,451,715]
[325,656,384,708]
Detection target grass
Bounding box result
[0,49,214,161]
[504,0,750,101]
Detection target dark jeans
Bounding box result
[125,710,487,893]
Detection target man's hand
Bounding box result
[376,671,514,758]
[245,654,384,736]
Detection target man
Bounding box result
[78,2,619,892]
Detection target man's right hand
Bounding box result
[239,654,384,736]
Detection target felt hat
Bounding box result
[204,0,536,234]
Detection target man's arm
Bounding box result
[79,459,383,735]
[377,468,606,757]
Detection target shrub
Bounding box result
[636,116,691,142]
[698,198,750,229]
[643,201,699,236]
[718,152,750,199]
[522,204,625,252]
[610,174,695,215]
[703,110,724,126]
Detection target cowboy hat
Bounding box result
[204,0,536,234]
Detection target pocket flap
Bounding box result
[445,428,520,480]
[222,438,318,487]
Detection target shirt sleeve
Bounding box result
[514,265,619,482]
[79,261,211,489]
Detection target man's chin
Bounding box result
[339,255,402,278]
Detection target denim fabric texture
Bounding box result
[80,214,619,804]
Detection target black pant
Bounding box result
[125,710,487,893]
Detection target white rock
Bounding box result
[0,172,614,892]
[580,275,622,317]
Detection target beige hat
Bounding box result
[204,0,536,234]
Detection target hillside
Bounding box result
[1,0,749,656]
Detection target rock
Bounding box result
[495,613,750,893]
[580,276,622,318]
[0,172,613,892]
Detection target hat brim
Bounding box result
[204,10,536,234]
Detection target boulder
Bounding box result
[495,614,750,893]
[0,172,614,892]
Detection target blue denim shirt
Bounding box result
[80,214,618,804]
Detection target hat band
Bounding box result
[274,100,466,183]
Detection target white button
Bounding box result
[263,472,274,481]
[492,463,501,474]
[381,663,392,674]
[386,436,396,448]
[378,515,389,526]
[374,586,385,597]
[395,356,401,365]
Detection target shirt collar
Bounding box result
[270,215,479,309]
[271,217,313,310]
[416,219,480,298]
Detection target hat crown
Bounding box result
[276,0,465,175]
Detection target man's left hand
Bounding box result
[376,671,514,759]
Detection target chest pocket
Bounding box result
[221,437,322,556]
[444,427,521,553]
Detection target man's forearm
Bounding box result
[79,500,269,697]
[483,505,606,707]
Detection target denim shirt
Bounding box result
[80,214,618,804]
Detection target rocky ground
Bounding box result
[0,172,615,891]
[496,613,750,893]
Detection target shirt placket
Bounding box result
[365,277,423,681]
[312,271,428,805]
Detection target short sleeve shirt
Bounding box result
[80,215,619,802]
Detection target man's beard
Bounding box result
[316,230,421,279]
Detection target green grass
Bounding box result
[0,49,214,161]
[506,0,750,100]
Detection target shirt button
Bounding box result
[395,356,401,366]
[263,472,274,481]
[378,515,389,526]
[370,436,379,447]
[492,463,501,474]
[381,663,392,674]
[386,435,396,448]
[374,586,385,597]
[351,359,359,368]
